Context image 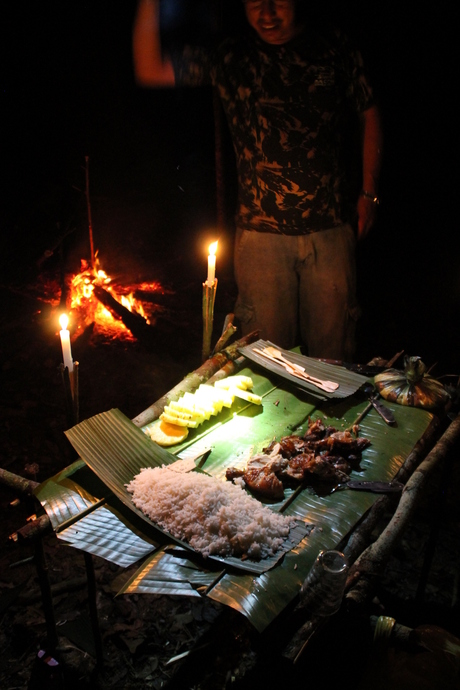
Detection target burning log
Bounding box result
[131,330,260,428]
[92,284,153,341]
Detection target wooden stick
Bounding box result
[281,413,443,663]
[206,355,246,385]
[85,155,96,269]
[344,412,460,608]
[212,313,237,355]
[0,468,39,495]
[131,330,260,427]
[9,515,52,542]
[341,415,442,562]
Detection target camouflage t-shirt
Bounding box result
[173,27,374,234]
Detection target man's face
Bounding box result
[243,0,301,45]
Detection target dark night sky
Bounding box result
[1,1,458,369]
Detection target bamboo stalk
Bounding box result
[60,361,79,428]
[202,280,217,361]
[131,330,260,428]
[17,577,88,604]
[206,355,246,385]
[34,538,59,650]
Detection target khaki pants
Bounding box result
[234,224,360,360]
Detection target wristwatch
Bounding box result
[360,190,380,205]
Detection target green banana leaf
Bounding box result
[34,362,433,633]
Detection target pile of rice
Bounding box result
[127,466,296,560]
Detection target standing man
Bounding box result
[133,0,383,359]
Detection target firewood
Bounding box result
[92,284,152,339]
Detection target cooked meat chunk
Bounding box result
[310,430,371,457]
[243,466,285,500]
[284,452,316,481]
[226,466,245,481]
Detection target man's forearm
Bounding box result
[360,104,383,196]
[133,0,175,87]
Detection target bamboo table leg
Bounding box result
[34,538,58,651]
[83,552,104,668]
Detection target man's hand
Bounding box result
[357,193,378,240]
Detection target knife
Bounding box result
[361,383,396,425]
[346,480,404,493]
[369,395,396,425]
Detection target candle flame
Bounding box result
[59,313,69,331]
[209,241,218,256]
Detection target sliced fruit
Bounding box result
[228,388,262,404]
[215,375,254,391]
[160,411,199,428]
[147,420,189,446]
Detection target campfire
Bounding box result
[64,254,164,342]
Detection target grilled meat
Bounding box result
[226,417,371,500]
[242,465,285,500]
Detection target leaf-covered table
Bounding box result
[34,361,433,632]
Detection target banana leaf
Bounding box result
[34,363,433,633]
[120,377,432,631]
[239,339,369,399]
[63,407,312,575]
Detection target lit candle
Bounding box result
[207,241,218,286]
[59,313,73,373]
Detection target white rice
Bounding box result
[127,466,296,560]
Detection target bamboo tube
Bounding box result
[202,280,217,361]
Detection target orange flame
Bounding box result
[67,257,161,341]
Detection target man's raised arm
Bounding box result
[133,0,176,87]
[357,103,383,239]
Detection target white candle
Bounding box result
[59,314,73,373]
[207,241,218,286]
